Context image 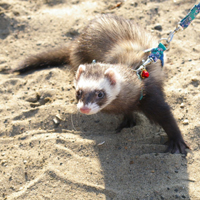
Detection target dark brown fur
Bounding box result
[10,15,189,154]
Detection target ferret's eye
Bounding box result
[76,90,82,100]
[96,91,104,98]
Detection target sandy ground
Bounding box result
[0,0,200,199]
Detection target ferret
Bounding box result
[10,15,189,154]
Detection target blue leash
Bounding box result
[137,2,200,100]
[180,3,200,29]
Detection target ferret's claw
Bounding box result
[164,139,190,155]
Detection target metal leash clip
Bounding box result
[158,24,183,50]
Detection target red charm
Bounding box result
[141,69,149,78]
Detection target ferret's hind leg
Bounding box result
[116,113,136,133]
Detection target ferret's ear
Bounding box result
[104,68,118,85]
[76,65,86,81]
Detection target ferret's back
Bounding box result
[70,15,156,67]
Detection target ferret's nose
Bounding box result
[80,107,91,114]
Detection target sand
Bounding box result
[0,0,200,199]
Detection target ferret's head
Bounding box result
[75,63,121,115]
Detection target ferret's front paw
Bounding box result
[164,139,190,154]
[115,118,136,133]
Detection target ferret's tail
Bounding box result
[10,45,71,74]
